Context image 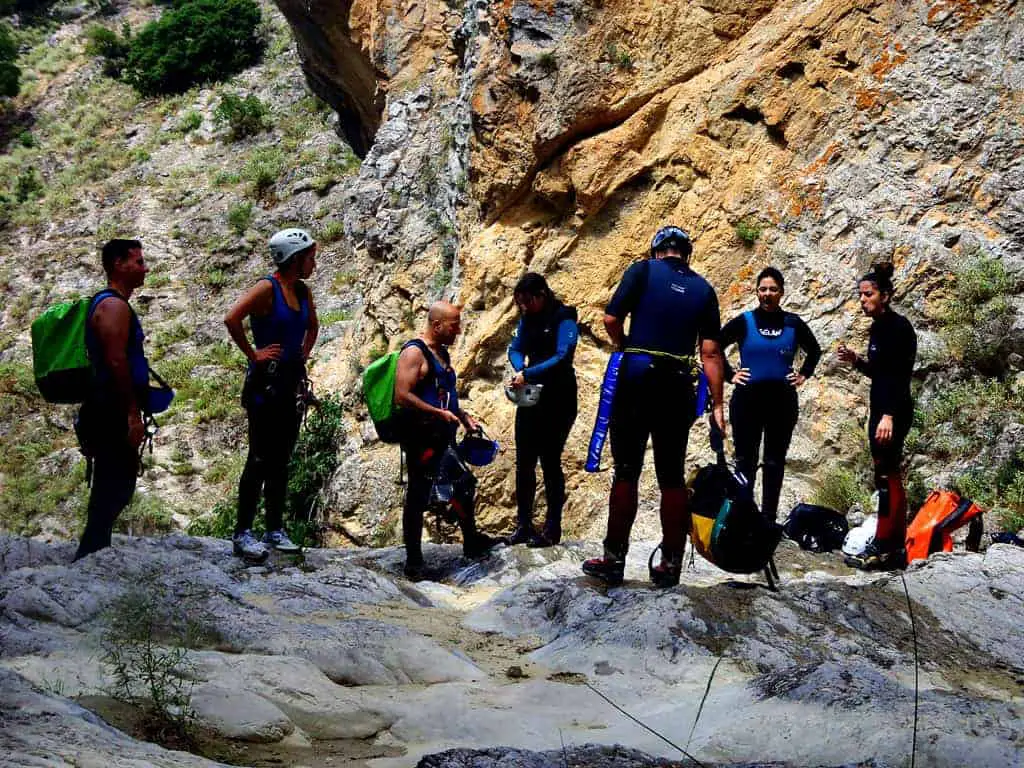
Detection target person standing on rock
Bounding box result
[582,226,726,588]
[74,239,152,561]
[224,228,320,562]
[720,267,822,522]
[506,273,579,548]
[837,263,917,571]
[394,301,499,580]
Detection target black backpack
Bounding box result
[783,503,849,553]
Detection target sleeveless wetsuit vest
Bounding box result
[738,311,797,384]
[250,275,309,364]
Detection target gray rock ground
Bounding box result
[1,534,1022,767]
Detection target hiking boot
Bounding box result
[582,550,626,586]
[845,539,905,571]
[527,524,561,549]
[403,560,426,581]
[263,529,301,553]
[650,558,682,588]
[506,525,537,546]
[232,530,269,563]
[464,532,500,559]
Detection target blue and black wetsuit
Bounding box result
[399,339,486,567]
[721,308,821,520]
[508,301,579,540]
[853,309,917,548]
[236,275,311,537]
[75,289,150,560]
[602,257,721,558]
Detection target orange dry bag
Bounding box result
[905,489,984,565]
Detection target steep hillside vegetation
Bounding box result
[0,0,362,539]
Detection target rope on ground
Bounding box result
[686,655,723,750]
[900,572,920,768]
[582,681,708,768]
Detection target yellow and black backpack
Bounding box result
[688,422,783,589]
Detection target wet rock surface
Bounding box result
[1,534,1021,766]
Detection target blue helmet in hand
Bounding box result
[650,225,693,260]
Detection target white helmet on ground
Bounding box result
[269,228,316,266]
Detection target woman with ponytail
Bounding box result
[838,263,917,570]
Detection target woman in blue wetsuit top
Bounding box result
[838,262,917,571]
[506,273,579,547]
[224,228,320,562]
[721,267,821,521]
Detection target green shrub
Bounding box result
[537,51,557,72]
[186,498,236,539]
[122,0,265,96]
[953,453,1024,534]
[176,109,202,134]
[317,220,344,243]
[213,93,268,141]
[84,23,131,78]
[941,255,1015,373]
[226,201,253,234]
[241,146,283,198]
[811,467,873,514]
[14,168,43,203]
[734,217,763,246]
[286,394,343,544]
[0,22,19,98]
[99,573,215,746]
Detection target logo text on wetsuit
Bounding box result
[670,283,687,295]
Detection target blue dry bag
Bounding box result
[585,351,623,472]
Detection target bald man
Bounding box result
[393,302,498,579]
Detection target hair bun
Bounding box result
[871,262,895,280]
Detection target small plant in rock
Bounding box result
[226,201,254,235]
[176,109,202,134]
[286,394,344,545]
[734,217,763,246]
[812,466,873,514]
[316,220,344,243]
[537,51,557,72]
[100,573,215,747]
[213,93,268,141]
[241,146,283,198]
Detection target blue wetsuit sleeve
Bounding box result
[794,316,822,378]
[523,318,578,382]
[508,319,527,371]
[605,261,647,318]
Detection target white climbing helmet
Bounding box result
[269,228,316,266]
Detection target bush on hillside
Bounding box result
[121,0,264,96]
[214,93,268,141]
[0,22,19,98]
[84,23,131,78]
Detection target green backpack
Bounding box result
[363,349,403,442]
[31,297,96,403]
[362,339,438,443]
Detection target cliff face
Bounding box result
[281,0,1024,543]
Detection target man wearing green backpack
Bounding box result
[74,239,152,560]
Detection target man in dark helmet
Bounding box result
[582,225,726,587]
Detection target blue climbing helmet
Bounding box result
[457,430,499,466]
[650,225,693,259]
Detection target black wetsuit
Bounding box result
[854,309,917,469]
[721,308,821,520]
[602,257,721,558]
[508,301,579,539]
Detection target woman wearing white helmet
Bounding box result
[224,228,320,562]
